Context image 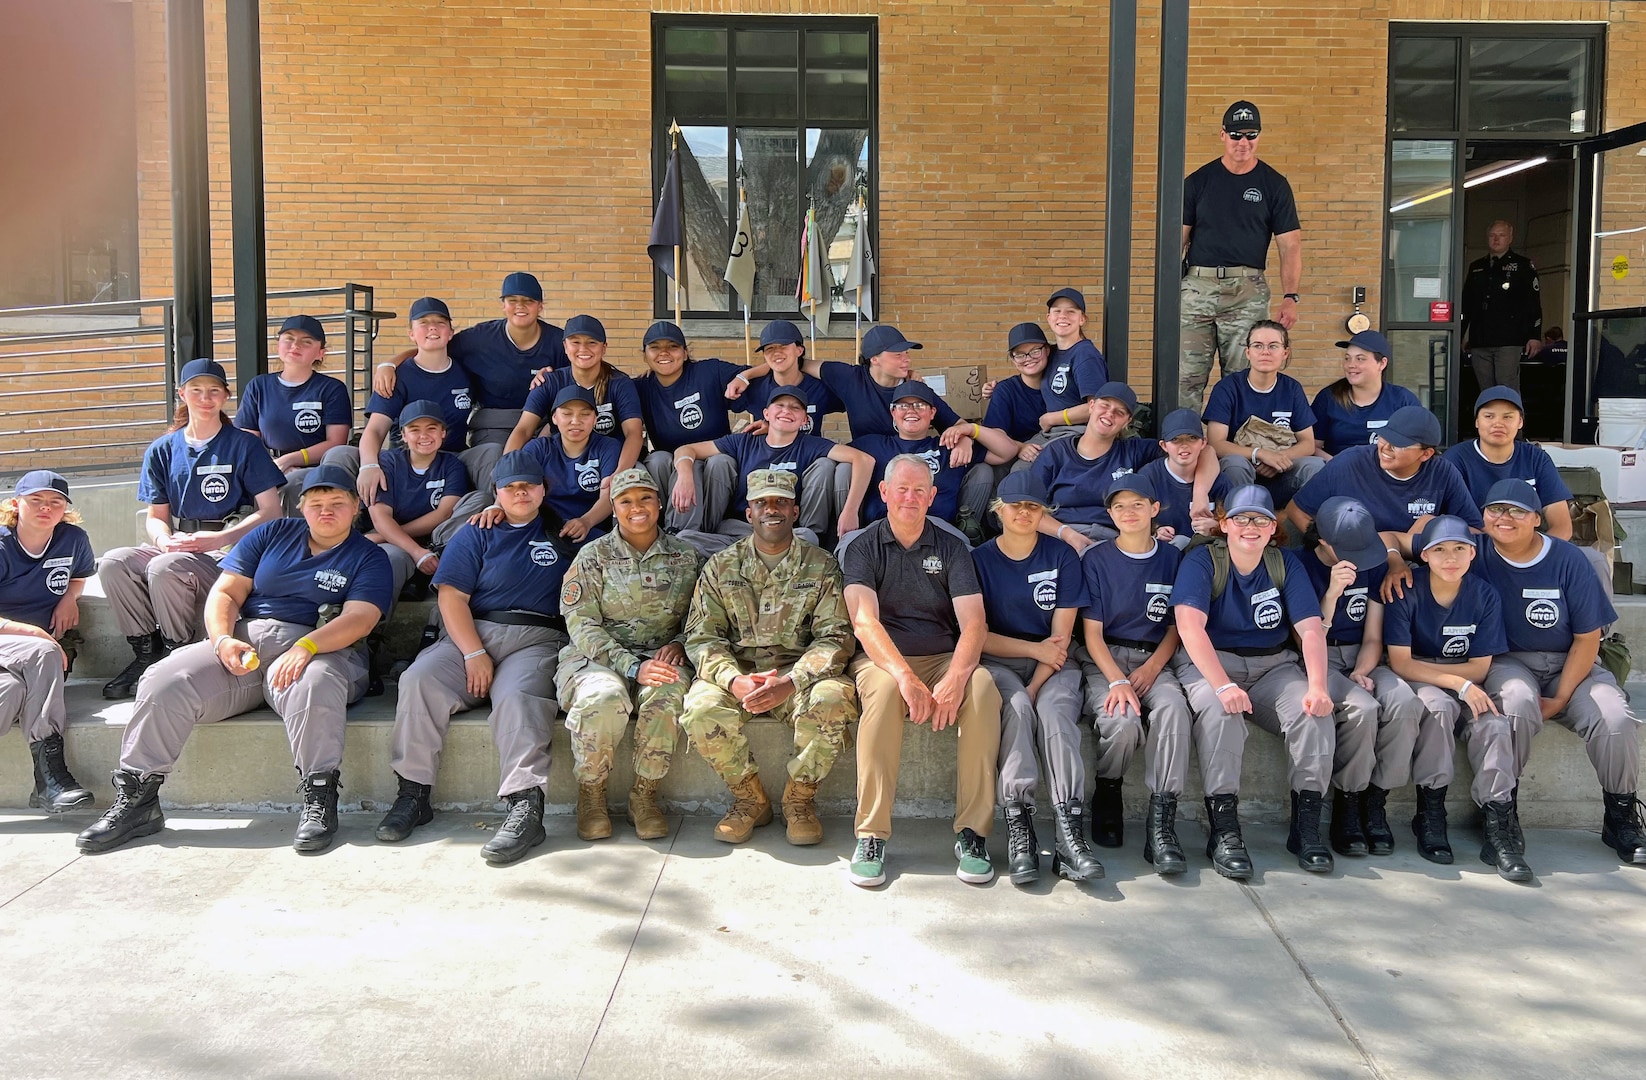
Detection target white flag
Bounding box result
[842,204,876,321]
[724,195,756,309]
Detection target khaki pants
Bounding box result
[1470,346,1523,394]
[851,652,1002,840]
[1179,271,1268,410]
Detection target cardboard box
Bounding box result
[1542,443,1646,505]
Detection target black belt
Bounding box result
[176,518,229,531]
[1223,645,1289,658]
[476,610,565,632]
[1106,636,1164,653]
[1326,637,1360,648]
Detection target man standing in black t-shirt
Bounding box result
[1461,220,1543,393]
[1179,100,1304,411]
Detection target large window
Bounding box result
[653,17,876,320]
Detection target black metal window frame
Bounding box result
[650,14,880,322]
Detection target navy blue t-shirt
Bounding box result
[711,432,837,516]
[853,433,966,522]
[1473,534,1616,653]
[743,373,842,436]
[523,368,643,440]
[376,448,469,526]
[1136,457,1228,539]
[817,361,961,439]
[139,425,287,520]
[1309,382,1422,457]
[1041,339,1109,412]
[1301,551,1386,646]
[1293,445,1482,532]
[521,433,622,524]
[221,519,394,625]
[235,371,352,456]
[1174,544,1320,652]
[972,534,1089,642]
[448,318,564,410]
[434,515,572,617]
[366,358,472,452]
[1383,568,1506,663]
[636,359,745,452]
[982,374,1045,442]
[0,523,95,631]
[1441,440,1573,510]
[1203,370,1317,436]
[1031,436,1164,527]
[1082,538,1182,645]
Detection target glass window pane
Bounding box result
[1387,328,1454,423]
[1386,139,1456,324]
[1467,38,1590,134]
[807,127,870,314]
[676,126,731,313]
[1390,38,1457,132]
[663,28,726,121]
[736,128,802,313]
[1591,142,1646,317]
[736,30,797,119]
[806,31,870,122]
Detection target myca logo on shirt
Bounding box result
[1523,588,1561,629]
[1271,412,1293,431]
[529,540,560,566]
[1243,188,1263,203]
[1343,587,1369,623]
[451,387,472,411]
[1251,587,1283,630]
[1146,582,1172,622]
[921,554,944,575]
[918,449,942,477]
[43,556,73,595]
[197,463,233,503]
[1441,624,1476,658]
[1049,364,1070,395]
[674,392,704,430]
[293,401,323,434]
[1406,498,1438,517]
[1028,569,1058,610]
[575,460,603,492]
[1110,466,1136,482]
[314,569,350,593]
[595,404,616,434]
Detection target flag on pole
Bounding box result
[724,193,756,308]
[842,204,876,321]
[797,206,832,332]
[648,143,683,280]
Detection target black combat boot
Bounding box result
[1089,776,1125,848]
[1411,785,1453,864]
[1600,791,1646,865]
[1204,793,1253,880]
[482,788,546,865]
[1051,801,1105,881]
[293,770,342,853]
[375,773,434,842]
[1361,784,1394,855]
[102,630,165,700]
[1003,801,1039,885]
[1143,792,1187,875]
[76,770,164,852]
[30,733,94,812]
[1287,790,1334,873]
[1330,788,1368,857]
[1480,799,1533,882]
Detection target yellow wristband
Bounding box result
[300,447,310,465]
[1063,409,1071,425]
[296,636,319,655]
[971,424,981,439]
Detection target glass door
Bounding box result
[1569,121,1646,443]
[1385,139,1461,428]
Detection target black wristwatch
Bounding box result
[1283,293,1301,303]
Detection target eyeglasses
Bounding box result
[1228,514,1275,528]
[1010,346,1049,361]
[1226,130,1260,141]
[1247,341,1286,353]
[891,401,934,413]
[1484,504,1533,520]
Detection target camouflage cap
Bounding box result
[745,469,798,501]
[610,467,660,497]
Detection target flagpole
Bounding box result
[669,120,682,327]
[739,181,752,367]
[853,199,864,360]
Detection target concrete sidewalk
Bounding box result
[2,812,1643,1080]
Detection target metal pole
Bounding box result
[166,0,212,368]
[1103,0,1137,387]
[226,0,268,390]
[1152,0,1190,413]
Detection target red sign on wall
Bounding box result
[1429,301,1453,322]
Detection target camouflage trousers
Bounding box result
[681,671,857,786]
[1179,271,1269,410]
[555,654,689,783]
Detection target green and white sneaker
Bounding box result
[955,828,994,883]
[850,836,887,887]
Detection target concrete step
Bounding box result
[5,680,1641,828]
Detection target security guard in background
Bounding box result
[1461,220,1543,394]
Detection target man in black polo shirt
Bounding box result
[1461,220,1543,393]
[1179,100,1304,410]
[842,455,1003,888]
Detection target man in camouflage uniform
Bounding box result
[557,467,703,841]
[681,470,859,846]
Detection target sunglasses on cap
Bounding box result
[1225,130,1260,141]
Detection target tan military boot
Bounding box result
[576,779,611,841]
[713,772,774,844]
[782,778,824,846]
[627,776,670,840]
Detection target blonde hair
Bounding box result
[0,497,82,528]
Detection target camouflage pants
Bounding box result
[680,671,858,786]
[1179,272,1270,410]
[555,655,689,783]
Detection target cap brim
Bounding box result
[1335,538,1390,572]
[1225,503,1276,520]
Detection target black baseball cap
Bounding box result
[1223,100,1261,131]
[1008,323,1050,353]
[767,385,810,410]
[1093,381,1139,415]
[552,385,598,411]
[178,357,228,388]
[1380,405,1442,449]
[1046,287,1087,312]
[890,381,940,409]
[398,399,448,427]
[563,315,606,343]
[1335,330,1392,358]
[644,320,686,348]
[278,314,325,344]
[759,320,805,349]
[1474,386,1524,413]
[408,297,451,322]
[500,272,543,301]
[860,324,922,360]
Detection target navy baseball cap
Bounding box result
[398,399,448,427]
[1046,287,1087,311]
[1094,381,1139,415]
[1483,479,1541,514]
[997,471,1052,507]
[1419,514,1476,553]
[1335,329,1392,358]
[1380,405,1442,448]
[1104,472,1159,506]
[15,470,72,504]
[644,320,686,347]
[860,324,922,360]
[552,385,598,411]
[1315,496,1387,571]
[1474,385,1524,413]
[890,381,940,409]
[563,315,606,342]
[408,297,451,322]
[1223,100,1261,131]
[1224,484,1277,520]
[178,357,228,388]
[299,463,357,495]
[759,320,805,349]
[1008,322,1050,353]
[278,314,325,344]
[500,272,543,301]
[766,385,810,410]
[1158,407,1205,441]
[493,451,545,488]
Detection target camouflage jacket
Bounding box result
[560,529,702,675]
[684,534,853,695]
